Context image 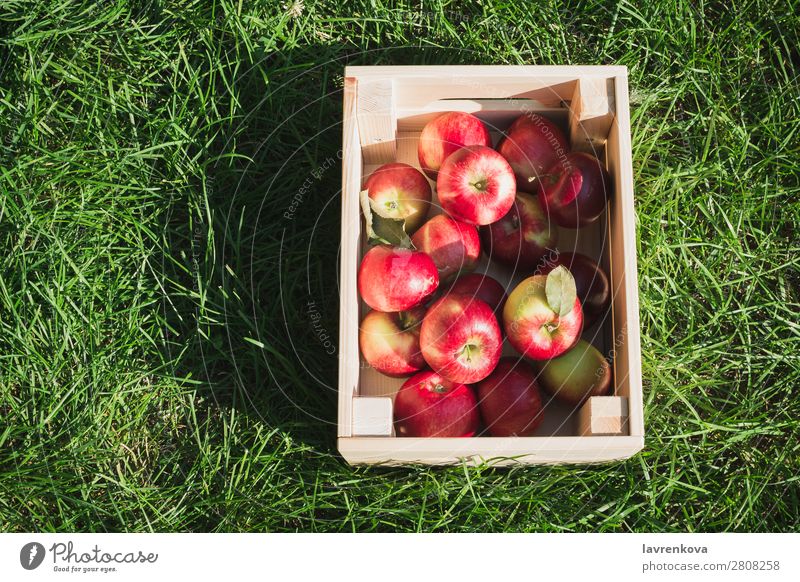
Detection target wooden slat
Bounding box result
[337,76,362,438]
[396,99,567,133]
[394,79,576,110]
[607,72,644,438]
[339,436,644,466]
[345,65,629,79]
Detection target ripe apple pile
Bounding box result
[357,111,614,438]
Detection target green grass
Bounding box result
[1,0,798,532]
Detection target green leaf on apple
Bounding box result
[360,189,414,249]
[545,265,577,317]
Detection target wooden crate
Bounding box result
[338,66,643,465]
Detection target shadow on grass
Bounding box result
[154,43,501,464]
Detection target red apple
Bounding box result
[359,306,426,377]
[411,214,481,282]
[358,245,438,312]
[448,273,508,315]
[536,339,611,405]
[417,111,491,179]
[364,162,432,234]
[437,145,516,226]
[538,152,610,228]
[542,252,610,327]
[503,270,583,360]
[479,191,558,270]
[420,293,502,384]
[476,358,545,436]
[393,370,480,437]
[496,113,568,192]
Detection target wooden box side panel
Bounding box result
[605,73,644,438]
[338,76,362,438]
[339,436,644,466]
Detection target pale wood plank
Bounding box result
[396,99,567,133]
[610,72,644,438]
[345,65,629,79]
[338,76,361,438]
[339,435,644,465]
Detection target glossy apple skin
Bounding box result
[437,145,517,226]
[364,162,432,234]
[538,152,610,228]
[503,274,583,360]
[358,245,439,312]
[479,191,558,270]
[411,215,481,282]
[420,293,502,384]
[496,113,568,192]
[417,112,492,179]
[536,339,611,405]
[476,358,544,436]
[359,306,426,377]
[394,370,480,437]
[542,252,610,327]
[447,273,508,315]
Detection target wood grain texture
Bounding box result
[339,435,644,465]
[337,76,361,437]
[396,99,567,133]
[611,72,644,438]
[577,396,629,436]
[356,78,396,164]
[568,77,616,154]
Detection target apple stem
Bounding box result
[430,384,448,394]
[470,180,487,192]
[461,343,479,362]
[397,311,417,330]
[545,322,560,334]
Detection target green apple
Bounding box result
[536,339,611,405]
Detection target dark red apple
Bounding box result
[364,162,432,234]
[393,370,480,437]
[420,293,502,384]
[358,245,438,312]
[503,270,583,360]
[538,152,610,228]
[542,252,610,327]
[417,111,492,179]
[496,113,568,192]
[479,191,558,270]
[536,339,612,405]
[411,214,481,282]
[437,145,516,226]
[359,306,426,377]
[448,273,508,315]
[476,358,544,436]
